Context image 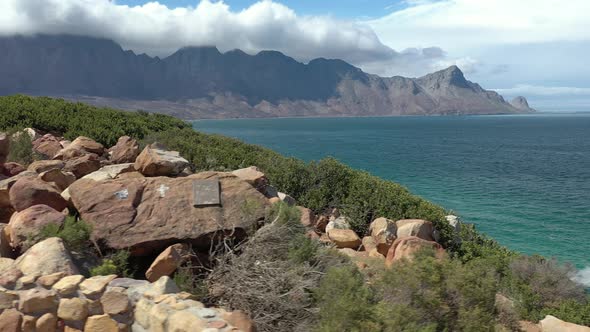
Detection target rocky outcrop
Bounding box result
[8,177,68,212]
[134,144,189,177]
[510,96,536,112]
[539,315,590,332]
[109,136,140,164]
[7,205,66,251]
[69,171,268,255]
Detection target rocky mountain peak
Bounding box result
[510,96,536,112]
[416,65,470,90]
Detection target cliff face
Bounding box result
[0,34,534,119]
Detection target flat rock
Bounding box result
[15,237,79,276]
[231,166,268,191]
[58,297,89,321]
[101,288,130,315]
[327,228,361,249]
[52,275,85,296]
[134,144,189,177]
[8,204,66,251]
[37,272,67,288]
[18,287,58,314]
[145,243,190,282]
[69,172,268,255]
[9,177,68,212]
[80,275,117,297]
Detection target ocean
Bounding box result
[192,114,590,282]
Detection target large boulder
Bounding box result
[8,205,66,251]
[2,162,26,177]
[396,219,435,241]
[32,134,62,159]
[0,132,9,164]
[327,229,362,249]
[385,236,444,267]
[540,315,590,332]
[27,160,65,174]
[0,171,37,219]
[134,144,189,177]
[0,224,14,258]
[15,237,79,276]
[38,169,76,191]
[69,172,268,255]
[78,163,135,182]
[369,217,397,256]
[9,177,68,212]
[63,154,101,179]
[54,136,104,160]
[145,243,190,282]
[109,136,140,164]
[231,166,268,192]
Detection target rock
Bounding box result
[268,197,280,205]
[79,275,117,297]
[168,310,207,331]
[445,215,462,233]
[116,171,144,180]
[100,288,130,315]
[325,216,351,233]
[231,166,268,192]
[16,274,38,290]
[221,310,256,332]
[396,219,435,241]
[22,315,36,332]
[369,217,397,256]
[0,171,37,210]
[16,237,79,276]
[79,163,135,182]
[327,229,362,249]
[69,172,268,255]
[0,266,23,289]
[362,236,377,252]
[2,162,26,177]
[369,248,385,259]
[9,177,68,212]
[146,243,190,282]
[315,215,329,233]
[33,134,63,159]
[0,287,19,310]
[0,308,22,332]
[8,205,66,251]
[28,160,65,173]
[149,302,172,332]
[39,169,76,191]
[18,287,58,314]
[539,315,590,332]
[84,314,119,332]
[385,236,444,267]
[55,136,104,160]
[144,276,180,299]
[64,154,101,179]
[297,206,315,227]
[0,224,14,257]
[134,144,189,177]
[277,192,296,206]
[58,297,89,321]
[134,298,153,328]
[0,132,9,164]
[53,275,85,296]
[35,313,58,332]
[109,136,140,164]
[37,272,67,288]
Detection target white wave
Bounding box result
[573,267,590,287]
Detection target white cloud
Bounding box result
[0,0,467,77]
[495,85,590,97]
[368,0,590,52]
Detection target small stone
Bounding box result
[327,228,362,249]
[0,264,23,289]
[16,274,38,290]
[145,243,190,282]
[58,297,89,321]
[0,288,19,310]
[208,320,228,329]
[221,310,257,332]
[22,315,36,332]
[0,308,23,332]
[80,274,117,297]
[18,287,57,314]
[84,314,119,332]
[37,272,67,288]
[87,299,104,316]
[35,313,58,332]
[101,289,130,315]
[53,274,85,295]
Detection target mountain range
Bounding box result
[0,34,534,119]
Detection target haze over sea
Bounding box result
[193,113,590,283]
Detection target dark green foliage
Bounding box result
[90,250,132,277]
[38,216,92,252]
[541,299,590,326]
[7,130,36,165]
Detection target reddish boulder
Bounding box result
[297,206,316,227]
[28,160,65,174]
[8,205,66,251]
[39,169,76,191]
[2,162,26,177]
[145,243,190,282]
[55,136,104,160]
[33,134,62,159]
[385,236,444,267]
[9,177,68,212]
[369,217,397,256]
[1,171,37,210]
[134,144,189,177]
[69,172,268,255]
[396,219,435,241]
[109,136,140,164]
[231,166,268,192]
[0,309,22,332]
[327,229,362,249]
[64,154,101,179]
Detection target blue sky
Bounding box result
[2,0,590,110]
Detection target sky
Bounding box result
[1,0,589,110]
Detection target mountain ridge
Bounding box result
[0,34,535,119]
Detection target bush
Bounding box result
[90,250,132,277]
[38,216,92,252]
[7,131,35,165]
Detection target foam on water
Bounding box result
[574,267,590,287]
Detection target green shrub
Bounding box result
[90,250,132,277]
[38,216,92,252]
[541,299,590,326]
[7,131,35,165]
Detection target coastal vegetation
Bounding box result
[1,94,588,330]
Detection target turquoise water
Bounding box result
[192,114,590,275]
